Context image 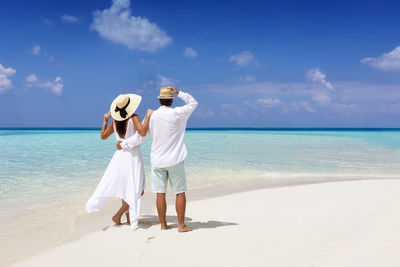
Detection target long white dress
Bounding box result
[85,118,146,230]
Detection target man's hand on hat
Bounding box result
[168,87,180,95]
[104,111,111,121]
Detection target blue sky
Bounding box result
[1,0,400,127]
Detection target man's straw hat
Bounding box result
[110,94,142,121]
[158,87,175,99]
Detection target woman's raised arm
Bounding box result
[132,109,153,136]
[101,111,114,140]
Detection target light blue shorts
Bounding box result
[151,161,187,194]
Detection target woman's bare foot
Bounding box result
[126,212,130,225]
[178,225,193,233]
[112,214,121,225]
[161,223,170,230]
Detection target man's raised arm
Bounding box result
[172,88,198,119]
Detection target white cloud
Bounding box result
[0,64,16,76]
[143,75,177,91]
[25,74,64,96]
[52,77,63,95]
[31,45,41,55]
[312,93,331,105]
[305,68,334,90]
[61,14,80,24]
[221,104,245,117]
[243,100,259,109]
[310,90,354,113]
[0,63,16,92]
[157,75,176,88]
[229,50,259,67]
[30,46,55,63]
[194,80,363,115]
[299,101,316,112]
[90,0,172,52]
[256,98,282,107]
[183,47,197,58]
[361,46,400,71]
[0,75,13,92]
[224,97,317,117]
[194,105,215,118]
[239,75,255,82]
[25,74,39,83]
[254,98,316,113]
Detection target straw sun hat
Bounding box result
[110,94,142,121]
[158,87,175,99]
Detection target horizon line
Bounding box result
[1,127,400,131]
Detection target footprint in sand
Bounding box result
[147,236,156,243]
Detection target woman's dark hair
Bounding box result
[159,99,173,106]
[115,119,128,137]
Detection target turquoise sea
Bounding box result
[1,129,400,264]
[2,129,400,218]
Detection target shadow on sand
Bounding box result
[137,215,238,230]
[102,215,238,231]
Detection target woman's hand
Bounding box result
[101,111,114,140]
[116,141,122,150]
[146,109,154,117]
[104,111,111,121]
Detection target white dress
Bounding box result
[85,118,146,230]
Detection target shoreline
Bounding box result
[8,179,400,267]
[4,176,400,266]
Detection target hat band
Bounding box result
[114,98,130,119]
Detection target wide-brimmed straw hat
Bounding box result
[158,87,175,99]
[110,94,142,121]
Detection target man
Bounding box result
[119,87,198,232]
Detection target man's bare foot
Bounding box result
[112,215,121,225]
[126,213,130,225]
[178,225,193,233]
[160,224,170,230]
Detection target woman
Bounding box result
[85,94,152,230]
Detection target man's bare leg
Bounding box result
[176,192,192,232]
[156,193,169,230]
[112,200,129,225]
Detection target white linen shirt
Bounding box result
[121,91,198,168]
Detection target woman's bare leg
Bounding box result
[112,200,129,225]
[122,199,130,224]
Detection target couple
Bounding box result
[85,87,198,233]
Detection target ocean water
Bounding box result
[1,129,400,264]
[1,129,400,217]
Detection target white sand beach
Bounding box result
[8,179,400,267]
